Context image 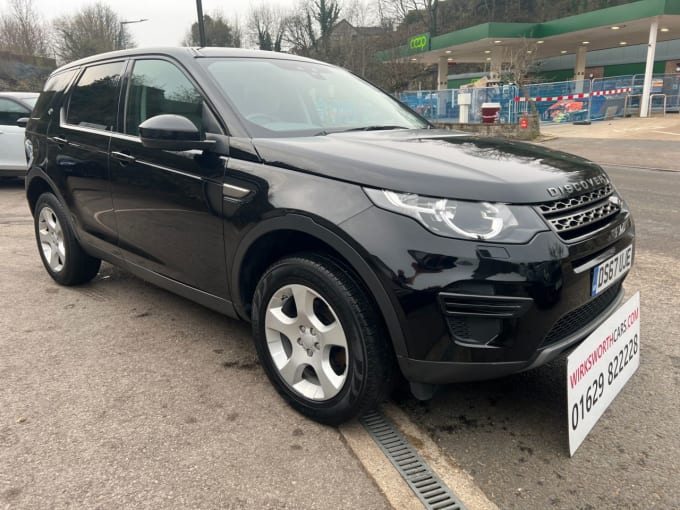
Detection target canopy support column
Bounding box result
[438,56,448,90]
[574,46,587,93]
[490,47,502,82]
[640,18,659,118]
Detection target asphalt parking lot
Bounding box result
[1,130,679,510]
[0,179,390,509]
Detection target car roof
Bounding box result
[53,46,323,74]
[0,92,40,98]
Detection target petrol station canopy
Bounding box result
[379,0,680,65]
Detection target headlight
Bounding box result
[364,188,547,243]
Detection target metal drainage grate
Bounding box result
[360,410,467,510]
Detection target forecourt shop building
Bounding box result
[383,0,680,117]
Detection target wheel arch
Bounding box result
[26,174,54,215]
[232,214,408,358]
[25,169,67,218]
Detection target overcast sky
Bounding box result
[18,0,299,47]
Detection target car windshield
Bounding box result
[200,57,428,137]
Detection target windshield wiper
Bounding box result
[338,125,410,132]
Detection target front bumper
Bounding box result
[400,285,624,384]
[340,205,634,384]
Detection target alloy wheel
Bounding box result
[38,206,66,272]
[264,283,349,401]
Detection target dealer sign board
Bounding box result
[567,292,640,456]
[408,32,430,53]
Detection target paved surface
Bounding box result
[399,160,680,509]
[541,115,680,171]
[2,121,678,510]
[0,180,390,509]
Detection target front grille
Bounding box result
[538,185,613,214]
[541,282,621,348]
[536,185,622,241]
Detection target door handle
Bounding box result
[50,136,68,147]
[111,151,136,165]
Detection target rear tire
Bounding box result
[34,192,101,285]
[252,253,393,425]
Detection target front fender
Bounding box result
[230,213,409,359]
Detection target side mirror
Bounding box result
[16,117,29,128]
[139,114,216,151]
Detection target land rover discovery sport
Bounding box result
[24,48,635,424]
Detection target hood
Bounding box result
[252,129,608,204]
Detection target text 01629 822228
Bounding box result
[567,292,640,456]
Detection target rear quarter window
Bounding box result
[32,69,78,120]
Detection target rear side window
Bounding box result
[67,61,124,131]
[33,70,77,120]
[0,98,29,125]
[124,59,203,136]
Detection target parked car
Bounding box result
[24,48,635,424]
[0,91,38,178]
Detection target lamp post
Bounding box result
[195,0,206,47]
[118,18,149,50]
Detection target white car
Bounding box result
[0,91,39,179]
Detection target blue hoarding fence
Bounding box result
[399,85,521,123]
[399,73,680,125]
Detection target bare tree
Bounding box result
[377,0,438,35]
[329,0,380,75]
[0,0,51,57]
[248,4,287,52]
[343,0,378,26]
[182,11,241,47]
[377,0,418,24]
[283,8,317,56]
[314,0,341,53]
[501,40,540,115]
[53,2,134,63]
[231,15,243,48]
[284,0,340,58]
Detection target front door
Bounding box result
[109,58,228,298]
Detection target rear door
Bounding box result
[109,57,228,297]
[0,97,31,172]
[47,61,126,253]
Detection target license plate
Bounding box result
[567,292,640,456]
[591,245,633,296]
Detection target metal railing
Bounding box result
[399,73,680,125]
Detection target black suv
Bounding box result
[25,48,634,424]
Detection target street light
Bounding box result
[119,18,149,50]
[195,0,206,47]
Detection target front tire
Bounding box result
[252,254,393,425]
[34,192,101,285]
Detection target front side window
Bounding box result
[125,59,203,136]
[0,98,29,125]
[67,61,124,131]
[200,57,427,138]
